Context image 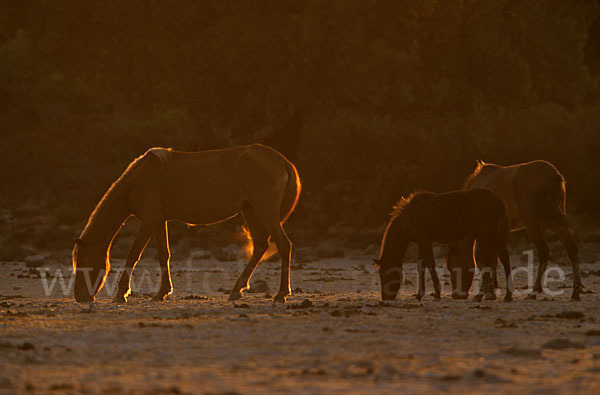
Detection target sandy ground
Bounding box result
[1,250,600,394]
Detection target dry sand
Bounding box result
[1,251,600,394]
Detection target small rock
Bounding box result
[555,311,585,320]
[6,309,27,317]
[500,347,541,358]
[300,299,313,308]
[439,374,461,381]
[49,384,74,391]
[19,342,35,351]
[542,338,585,350]
[233,303,250,309]
[495,317,518,328]
[470,305,491,310]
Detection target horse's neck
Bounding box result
[380,218,409,262]
[83,201,130,249]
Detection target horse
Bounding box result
[72,143,301,304]
[446,160,583,301]
[373,188,512,302]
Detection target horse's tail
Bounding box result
[533,172,572,228]
[280,159,301,224]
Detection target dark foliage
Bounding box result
[1,0,599,230]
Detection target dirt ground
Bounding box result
[1,249,600,394]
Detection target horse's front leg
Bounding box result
[114,221,155,303]
[416,260,426,301]
[420,243,441,301]
[499,248,513,302]
[473,269,489,303]
[152,222,173,302]
[475,246,497,302]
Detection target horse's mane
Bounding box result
[463,160,500,189]
[390,191,421,217]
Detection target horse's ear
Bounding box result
[73,238,85,247]
[372,259,381,272]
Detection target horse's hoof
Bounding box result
[434,295,441,302]
[415,294,423,302]
[273,293,288,303]
[504,295,513,303]
[526,293,537,300]
[571,293,582,301]
[228,291,242,301]
[473,294,483,303]
[114,295,127,303]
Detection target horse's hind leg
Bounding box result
[228,207,270,301]
[499,248,513,302]
[254,214,292,303]
[420,243,441,301]
[152,222,173,302]
[115,220,156,303]
[524,220,550,300]
[549,224,583,301]
[269,223,292,303]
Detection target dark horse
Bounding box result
[446,160,582,301]
[72,144,301,304]
[374,188,512,302]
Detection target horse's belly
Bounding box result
[167,205,241,225]
[162,188,244,225]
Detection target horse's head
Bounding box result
[72,238,109,303]
[373,258,403,300]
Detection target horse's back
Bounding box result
[130,144,293,225]
[468,160,564,229]
[403,190,482,242]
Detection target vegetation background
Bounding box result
[1,0,599,255]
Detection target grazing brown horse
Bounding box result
[374,188,512,302]
[72,144,301,304]
[446,160,583,301]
